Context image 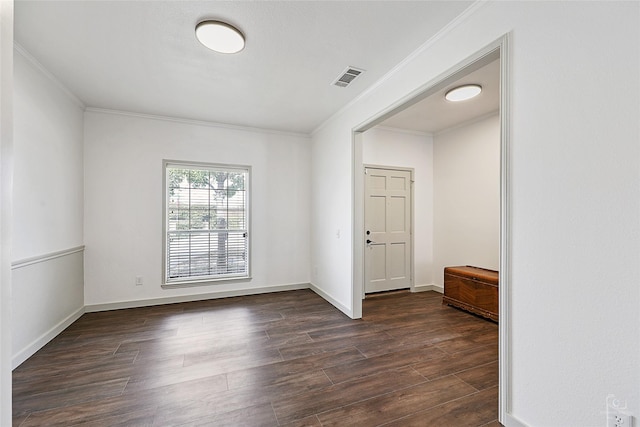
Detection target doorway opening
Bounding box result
[351,35,510,421]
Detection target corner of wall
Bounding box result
[309,282,354,319]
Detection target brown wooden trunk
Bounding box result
[443,266,499,322]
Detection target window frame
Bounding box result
[162,160,251,287]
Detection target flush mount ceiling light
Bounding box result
[445,84,482,102]
[195,20,245,54]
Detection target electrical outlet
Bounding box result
[135,276,143,286]
[616,414,633,427]
[607,394,633,427]
[609,413,633,427]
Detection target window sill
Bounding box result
[162,276,252,289]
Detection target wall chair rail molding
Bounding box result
[11,245,84,270]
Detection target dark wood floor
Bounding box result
[13,289,499,426]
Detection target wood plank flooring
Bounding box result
[13,290,499,426]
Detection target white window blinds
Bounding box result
[165,162,249,283]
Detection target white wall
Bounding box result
[310,1,639,426]
[310,111,359,316]
[0,0,14,422]
[84,111,311,308]
[362,126,434,290]
[433,114,499,287]
[12,49,85,367]
[13,51,84,260]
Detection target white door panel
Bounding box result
[370,196,386,232]
[389,196,406,232]
[364,168,412,293]
[389,243,407,279]
[370,244,386,281]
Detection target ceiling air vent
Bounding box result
[332,66,365,88]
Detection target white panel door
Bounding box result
[364,168,412,293]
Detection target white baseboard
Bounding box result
[85,283,310,313]
[412,283,444,294]
[503,413,528,427]
[308,282,353,318]
[12,306,85,369]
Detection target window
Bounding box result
[164,161,250,284]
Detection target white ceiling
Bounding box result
[380,57,500,134]
[14,1,476,134]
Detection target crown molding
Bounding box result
[14,42,85,109]
[84,107,311,139]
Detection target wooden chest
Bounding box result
[443,266,499,322]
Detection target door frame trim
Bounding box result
[362,165,414,297]
[351,34,511,423]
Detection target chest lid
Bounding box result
[444,265,499,285]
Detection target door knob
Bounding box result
[366,239,373,244]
